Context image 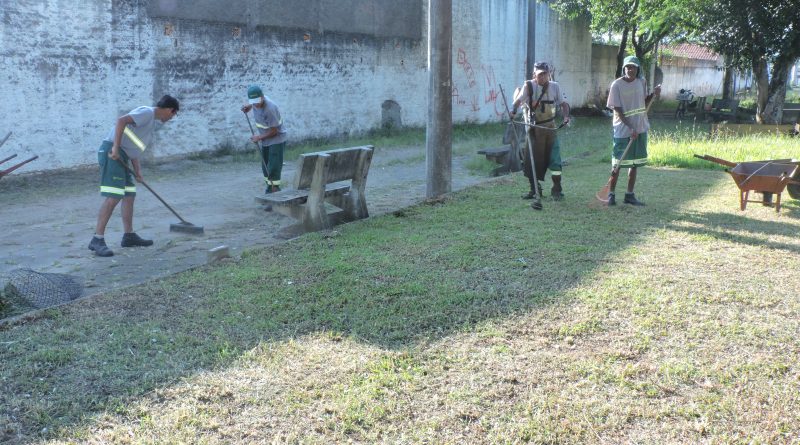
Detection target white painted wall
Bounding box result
[1,0,592,172]
[659,57,724,99]
[531,6,593,108]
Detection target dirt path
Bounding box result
[0,145,490,305]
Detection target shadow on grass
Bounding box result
[666,209,800,254]
[1,160,796,440]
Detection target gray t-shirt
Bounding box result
[253,97,288,147]
[104,106,156,160]
[607,77,650,138]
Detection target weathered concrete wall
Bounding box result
[660,56,724,99]
[530,6,593,108]
[1,0,590,172]
[589,44,619,106]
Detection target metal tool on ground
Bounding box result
[0,132,39,181]
[595,96,656,204]
[499,84,542,210]
[116,159,204,234]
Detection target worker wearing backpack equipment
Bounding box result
[510,61,571,201]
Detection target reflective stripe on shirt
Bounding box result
[124,127,147,151]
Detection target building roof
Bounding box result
[665,43,720,61]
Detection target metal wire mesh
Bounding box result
[1,268,83,311]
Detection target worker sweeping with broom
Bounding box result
[88,95,180,257]
[241,85,287,194]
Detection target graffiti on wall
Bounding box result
[453,48,504,117]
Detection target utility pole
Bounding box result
[426,0,452,198]
[526,0,536,79]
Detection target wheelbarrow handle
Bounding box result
[0,132,11,150]
[693,154,737,168]
[1,154,17,165]
[0,155,38,178]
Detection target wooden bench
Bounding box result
[256,145,373,232]
[707,98,739,122]
[782,102,800,124]
[477,145,521,176]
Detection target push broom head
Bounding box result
[170,221,205,235]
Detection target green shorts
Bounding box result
[98,141,136,198]
[612,133,648,169]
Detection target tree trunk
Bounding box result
[762,59,791,124]
[753,57,770,124]
[722,65,734,100]
[615,27,629,79]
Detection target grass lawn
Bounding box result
[2,116,800,443]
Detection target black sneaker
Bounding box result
[551,187,564,201]
[88,237,114,257]
[607,192,616,206]
[521,190,535,199]
[624,192,645,206]
[121,232,154,247]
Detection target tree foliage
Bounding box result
[548,0,691,77]
[692,0,800,123]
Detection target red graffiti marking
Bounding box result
[457,48,477,89]
[481,65,504,117]
[451,86,467,106]
[470,95,480,112]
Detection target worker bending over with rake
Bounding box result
[606,56,660,206]
[510,61,571,201]
[241,85,288,194]
[89,95,180,257]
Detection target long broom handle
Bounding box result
[244,110,271,181]
[116,158,189,224]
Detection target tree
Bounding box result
[549,0,688,79]
[695,0,800,123]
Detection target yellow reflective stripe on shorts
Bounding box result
[624,107,646,117]
[124,186,137,193]
[265,179,281,186]
[100,186,125,195]
[124,127,147,151]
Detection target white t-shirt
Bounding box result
[607,77,649,138]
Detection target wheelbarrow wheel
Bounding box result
[788,183,800,200]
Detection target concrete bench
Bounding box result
[256,145,373,232]
[707,98,739,122]
[477,144,521,176]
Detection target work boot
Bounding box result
[607,192,616,206]
[624,192,645,206]
[121,232,154,247]
[88,236,114,257]
[551,176,564,201]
